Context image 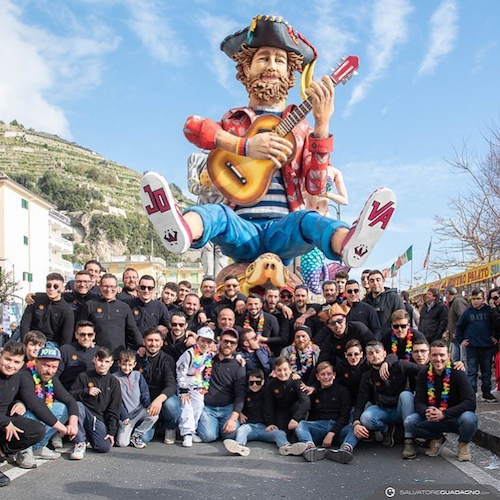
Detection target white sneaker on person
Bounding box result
[223,439,250,457]
[164,428,176,445]
[182,435,193,448]
[140,172,193,254]
[278,442,309,456]
[70,442,87,460]
[130,433,147,449]
[191,434,202,443]
[341,187,396,268]
[50,433,64,450]
[33,446,61,460]
[14,448,37,469]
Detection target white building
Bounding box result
[0,174,74,305]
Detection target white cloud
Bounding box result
[417,0,459,77]
[0,0,119,138]
[344,0,413,116]
[124,0,188,65]
[472,41,497,74]
[196,12,240,89]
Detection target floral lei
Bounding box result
[289,342,315,376]
[427,360,452,411]
[391,331,412,361]
[27,360,54,408]
[192,346,214,395]
[244,310,265,335]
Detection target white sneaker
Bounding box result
[50,433,64,450]
[223,439,250,457]
[341,187,396,268]
[70,442,87,460]
[33,446,61,460]
[191,434,202,443]
[164,428,176,445]
[14,448,37,469]
[140,172,193,254]
[182,435,193,448]
[278,442,309,456]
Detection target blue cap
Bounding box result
[36,346,61,361]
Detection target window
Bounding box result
[23,272,33,282]
[21,198,28,209]
[23,235,28,245]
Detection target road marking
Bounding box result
[442,448,500,492]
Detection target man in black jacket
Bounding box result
[352,341,420,457]
[136,327,178,444]
[363,270,404,329]
[197,327,246,442]
[345,279,382,339]
[419,288,448,343]
[80,273,143,362]
[404,340,477,461]
[21,272,74,346]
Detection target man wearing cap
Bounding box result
[14,345,78,467]
[197,327,247,442]
[142,14,395,270]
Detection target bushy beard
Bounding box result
[245,72,292,104]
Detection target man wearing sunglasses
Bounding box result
[197,328,246,442]
[345,279,382,340]
[316,304,375,355]
[163,312,196,362]
[20,273,74,347]
[126,275,170,335]
[381,310,426,361]
[352,341,420,457]
[57,320,100,390]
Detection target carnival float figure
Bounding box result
[141,14,396,270]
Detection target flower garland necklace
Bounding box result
[191,346,214,394]
[289,342,315,376]
[27,360,54,408]
[244,310,265,335]
[391,331,412,361]
[427,360,451,411]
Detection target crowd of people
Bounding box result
[1,259,499,488]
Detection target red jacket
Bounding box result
[184,105,333,212]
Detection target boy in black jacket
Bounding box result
[69,347,121,460]
[404,340,477,461]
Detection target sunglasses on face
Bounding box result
[346,289,360,294]
[171,322,186,327]
[248,380,263,386]
[77,333,95,337]
[139,285,155,291]
[221,339,238,346]
[366,345,384,354]
[225,284,238,288]
[492,296,500,301]
[392,324,408,329]
[280,294,292,299]
[46,283,60,290]
[328,318,345,326]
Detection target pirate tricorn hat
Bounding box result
[220,14,318,71]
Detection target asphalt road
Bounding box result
[3,439,500,500]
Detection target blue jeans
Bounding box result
[24,401,68,450]
[142,395,181,443]
[76,402,111,453]
[404,412,478,443]
[466,346,494,393]
[197,404,239,442]
[236,423,289,448]
[336,407,359,450]
[185,204,348,265]
[295,420,336,445]
[360,391,415,438]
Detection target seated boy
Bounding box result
[114,350,158,449]
[69,347,121,460]
[223,369,307,457]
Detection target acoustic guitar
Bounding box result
[206,55,359,207]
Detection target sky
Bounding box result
[1,0,499,289]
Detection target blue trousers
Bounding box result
[24,401,68,450]
[466,346,494,393]
[197,404,239,442]
[76,402,111,453]
[236,422,288,447]
[360,391,415,438]
[404,412,478,443]
[185,204,348,265]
